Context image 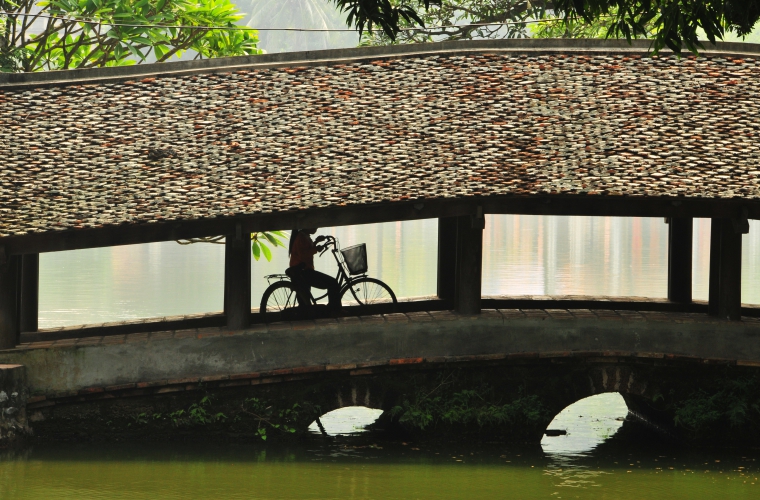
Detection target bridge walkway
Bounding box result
[2,303,759,412]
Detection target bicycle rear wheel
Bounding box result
[260,281,299,315]
[341,277,397,308]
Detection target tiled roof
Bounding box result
[2,42,760,239]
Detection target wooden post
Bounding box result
[708,218,722,316]
[667,217,693,303]
[19,254,39,333]
[454,209,484,315]
[437,217,458,302]
[224,225,251,330]
[0,254,20,349]
[718,218,743,321]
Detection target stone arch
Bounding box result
[540,363,667,438]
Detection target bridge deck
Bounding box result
[18,294,760,344]
[2,305,760,410]
[16,306,760,350]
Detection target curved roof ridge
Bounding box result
[3,39,760,89]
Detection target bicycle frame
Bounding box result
[312,236,363,302]
[264,235,363,304]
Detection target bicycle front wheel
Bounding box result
[260,281,299,315]
[341,277,397,308]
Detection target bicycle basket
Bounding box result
[341,243,368,275]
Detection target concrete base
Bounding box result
[0,365,29,447]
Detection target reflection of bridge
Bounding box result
[3,39,760,443]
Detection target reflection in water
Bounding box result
[541,394,628,491]
[0,440,757,499]
[541,393,628,457]
[307,407,384,436]
[39,216,760,327]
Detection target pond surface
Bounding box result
[1,393,757,499]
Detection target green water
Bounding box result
[2,394,757,498]
[1,439,756,499]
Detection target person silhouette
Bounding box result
[287,228,342,314]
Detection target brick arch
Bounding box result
[539,363,660,434]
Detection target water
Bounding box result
[39,216,760,327]
[1,395,756,499]
[1,397,757,499]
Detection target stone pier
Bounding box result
[0,365,29,447]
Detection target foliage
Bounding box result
[0,0,261,72]
[530,7,658,39]
[391,384,549,432]
[359,0,547,44]
[673,376,760,439]
[333,0,437,40]
[349,0,756,54]
[176,231,287,263]
[552,0,760,54]
[251,230,287,262]
[241,397,303,440]
[129,395,227,428]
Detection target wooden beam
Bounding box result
[718,218,743,321]
[224,226,251,330]
[708,218,722,316]
[19,254,39,333]
[454,211,484,315]
[437,217,458,301]
[0,255,20,349]
[667,217,693,303]
[3,195,760,257]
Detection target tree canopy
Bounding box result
[359,0,545,45]
[1,0,261,72]
[339,0,759,53]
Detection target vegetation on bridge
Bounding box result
[388,372,551,440]
[672,374,760,442]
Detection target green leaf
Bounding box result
[251,241,261,261]
[263,232,284,248]
[260,242,272,262]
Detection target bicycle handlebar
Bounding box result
[317,235,337,256]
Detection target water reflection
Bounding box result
[0,440,757,499]
[541,393,629,491]
[38,216,760,327]
[307,406,384,436]
[541,393,628,457]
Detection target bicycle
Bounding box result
[259,235,397,317]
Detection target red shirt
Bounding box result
[289,232,317,269]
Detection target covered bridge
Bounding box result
[1,39,760,349]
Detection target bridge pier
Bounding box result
[19,255,39,334]
[667,217,692,303]
[224,226,251,330]
[454,209,484,315]
[0,255,20,349]
[709,217,746,320]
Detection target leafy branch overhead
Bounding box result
[343,0,760,53]
[359,0,549,45]
[251,230,287,262]
[176,231,287,262]
[0,0,261,72]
